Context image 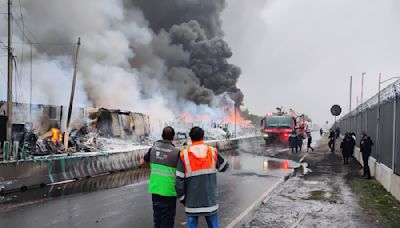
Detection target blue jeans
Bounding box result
[186,213,219,228]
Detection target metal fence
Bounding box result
[336,79,400,175]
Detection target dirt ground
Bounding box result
[243,139,392,228]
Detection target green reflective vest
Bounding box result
[148,140,180,197]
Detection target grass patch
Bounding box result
[347,175,400,228]
[306,190,326,201]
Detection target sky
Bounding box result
[221,0,400,125]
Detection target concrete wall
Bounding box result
[0,136,263,193]
[353,148,400,201]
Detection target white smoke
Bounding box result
[0,0,244,137]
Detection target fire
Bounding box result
[182,112,209,122]
[51,128,63,143]
[182,112,192,122]
[223,108,251,127]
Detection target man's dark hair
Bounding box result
[162,126,175,140]
[189,127,204,141]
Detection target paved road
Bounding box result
[0,142,297,228]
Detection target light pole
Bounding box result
[377,74,400,164]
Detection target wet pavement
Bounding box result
[0,139,304,228]
[243,136,391,228]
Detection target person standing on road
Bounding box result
[289,130,299,153]
[335,127,341,139]
[175,127,229,228]
[306,132,314,152]
[340,133,355,164]
[360,131,374,179]
[140,126,180,228]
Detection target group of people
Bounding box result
[140,126,229,228]
[339,132,356,164]
[289,131,314,153]
[338,131,374,179]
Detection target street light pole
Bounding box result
[6,0,13,145]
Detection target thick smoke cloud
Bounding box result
[0,0,243,124]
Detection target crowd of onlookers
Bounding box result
[327,128,374,179]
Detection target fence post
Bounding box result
[366,109,368,133]
[393,98,397,171]
[377,105,380,163]
[13,141,18,160]
[3,141,9,161]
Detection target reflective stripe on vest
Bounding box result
[148,163,177,196]
[182,146,216,178]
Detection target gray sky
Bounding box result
[221,0,400,125]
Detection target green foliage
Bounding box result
[347,175,400,227]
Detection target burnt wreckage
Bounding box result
[0,101,150,156]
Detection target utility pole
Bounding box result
[6,0,13,144]
[349,76,352,112]
[361,72,366,104]
[349,76,352,131]
[64,37,81,151]
[234,104,237,138]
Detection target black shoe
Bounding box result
[364,176,372,179]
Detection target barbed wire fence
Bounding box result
[337,79,400,175]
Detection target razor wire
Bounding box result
[342,79,400,119]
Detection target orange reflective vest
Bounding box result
[175,141,229,215]
[179,143,217,177]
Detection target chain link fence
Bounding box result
[337,79,400,175]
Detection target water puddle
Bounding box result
[0,168,150,206]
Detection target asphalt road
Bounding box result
[0,141,297,228]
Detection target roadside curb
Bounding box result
[226,149,311,227]
[225,176,287,228]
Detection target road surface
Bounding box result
[0,140,301,228]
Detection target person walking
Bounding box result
[289,130,299,153]
[340,133,355,164]
[328,129,335,152]
[320,128,323,136]
[306,132,314,152]
[360,131,374,179]
[175,127,229,228]
[140,126,180,228]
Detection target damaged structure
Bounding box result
[0,101,150,157]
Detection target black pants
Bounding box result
[152,194,177,228]
[328,140,334,151]
[362,153,371,178]
[307,142,314,152]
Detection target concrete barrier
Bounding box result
[353,147,400,201]
[0,136,263,193]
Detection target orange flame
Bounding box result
[51,128,63,143]
[223,108,251,126]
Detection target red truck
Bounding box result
[261,110,309,144]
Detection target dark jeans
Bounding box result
[152,194,177,228]
[362,153,371,178]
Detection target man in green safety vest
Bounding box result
[140,126,180,228]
